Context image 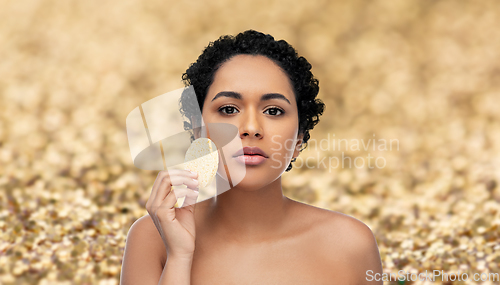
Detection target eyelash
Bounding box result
[218,105,285,116]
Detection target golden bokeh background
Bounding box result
[1,0,500,284]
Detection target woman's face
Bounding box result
[201,54,303,190]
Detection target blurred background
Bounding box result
[1,0,500,284]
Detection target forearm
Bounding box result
[158,255,193,285]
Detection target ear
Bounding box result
[293,132,304,159]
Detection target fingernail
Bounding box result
[192,178,199,184]
[190,171,197,176]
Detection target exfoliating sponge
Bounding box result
[184,138,219,188]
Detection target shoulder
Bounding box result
[120,215,167,285]
[291,201,383,284]
[299,203,378,249]
[324,210,378,248]
[293,197,375,237]
[323,210,383,283]
[128,214,159,236]
[126,214,162,247]
[127,214,167,261]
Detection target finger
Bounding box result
[172,188,199,201]
[151,176,199,210]
[157,188,198,219]
[155,187,199,228]
[156,188,179,222]
[151,169,197,197]
[181,189,199,211]
[148,171,169,209]
[147,170,197,249]
[148,173,170,212]
[154,175,199,201]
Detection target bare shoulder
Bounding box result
[120,215,167,285]
[289,200,383,284]
[290,199,374,235]
[129,214,167,263]
[321,208,377,247]
[129,214,158,234]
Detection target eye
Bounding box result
[218,105,285,116]
[218,105,239,115]
[264,107,285,116]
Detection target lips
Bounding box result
[233,146,268,158]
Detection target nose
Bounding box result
[240,107,263,139]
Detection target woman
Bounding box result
[120,30,383,284]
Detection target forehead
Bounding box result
[207,54,295,100]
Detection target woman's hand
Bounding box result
[146,169,200,259]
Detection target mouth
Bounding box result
[232,146,268,158]
[232,146,268,165]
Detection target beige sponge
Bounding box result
[184,138,218,188]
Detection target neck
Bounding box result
[206,174,292,244]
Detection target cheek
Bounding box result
[269,118,299,145]
[269,127,299,160]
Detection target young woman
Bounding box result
[120,30,383,284]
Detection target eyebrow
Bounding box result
[210,91,291,105]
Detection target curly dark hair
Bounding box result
[179,29,325,172]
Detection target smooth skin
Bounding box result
[120,54,383,284]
